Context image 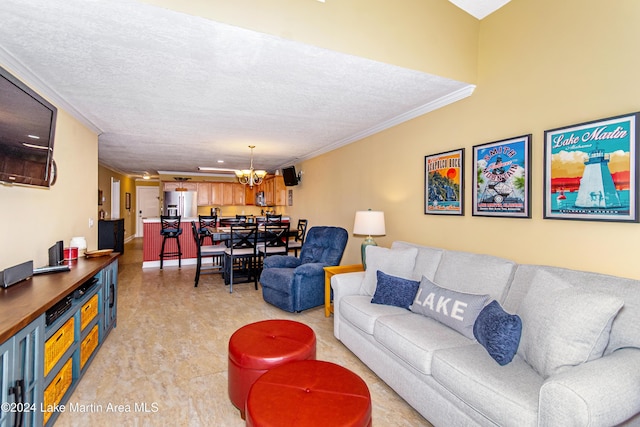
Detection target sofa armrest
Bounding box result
[539,348,640,427]
[294,262,326,276]
[263,255,302,269]
[331,271,365,340]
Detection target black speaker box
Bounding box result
[1,260,33,289]
[48,240,64,266]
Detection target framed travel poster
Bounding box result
[543,112,639,222]
[425,148,464,215]
[472,134,531,218]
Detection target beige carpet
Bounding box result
[54,239,431,426]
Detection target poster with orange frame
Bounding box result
[425,148,464,215]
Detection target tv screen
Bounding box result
[0,66,57,187]
[282,166,298,186]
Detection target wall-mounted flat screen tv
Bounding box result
[0,66,57,187]
[282,166,299,186]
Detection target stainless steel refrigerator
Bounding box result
[163,191,197,217]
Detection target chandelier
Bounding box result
[235,145,267,188]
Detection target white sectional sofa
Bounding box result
[331,241,640,427]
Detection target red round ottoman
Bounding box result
[228,319,316,418]
[246,360,372,427]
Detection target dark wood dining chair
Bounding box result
[220,218,244,227]
[191,221,226,287]
[198,214,217,245]
[265,213,282,223]
[288,219,308,257]
[223,223,259,292]
[258,221,290,260]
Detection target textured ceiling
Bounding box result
[448,0,511,19]
[0,0,505,178]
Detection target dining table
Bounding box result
[202,226,298,246]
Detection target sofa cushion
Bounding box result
[433,249,516,303]
[360,246,418,296]
[391,241,443,281]
[504,264,640,356]
[473,300,522,365]
[410,276,489,339]
[431,345,542,427]
[517,270,624,378]
[340,295,407,335]
[374,313,474,375]
[371,271,420,309]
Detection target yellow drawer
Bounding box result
[80,293,99,331]
[43,358,72,424]
[44,317,74,377]
[80,324,99,369]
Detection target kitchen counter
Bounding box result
[141,217,290,268]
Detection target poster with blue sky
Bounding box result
[544,113,638,222]
[425,148,464,215]
[473,135,531,217]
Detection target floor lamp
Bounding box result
[353,210,386,269]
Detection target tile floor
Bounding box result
[54,239,432,426]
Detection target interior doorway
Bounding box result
[111,177,120,219]
[136,186,160,237]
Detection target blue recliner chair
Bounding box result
[259,226,348,312]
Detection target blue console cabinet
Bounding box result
[0,316,44,427]
[0,256,118,427]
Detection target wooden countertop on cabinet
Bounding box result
[0,254,120,344]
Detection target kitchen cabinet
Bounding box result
[197,183,224,206]
[210,183,224,205]
[264,176,286,206]
[222,183,234,205]
[166,179,285,207]
[196,183,211,206]
[244,184,258,206]
[232,183,245,205]
[221,183,245,205]
[163,182,197,192]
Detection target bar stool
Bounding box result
[198,214,217,245]
[159,215,182,269]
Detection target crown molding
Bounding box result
[287,84,476,166]
[0,46,102,135]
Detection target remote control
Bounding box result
[33,265,71,275]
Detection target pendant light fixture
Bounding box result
[235,145,267,188]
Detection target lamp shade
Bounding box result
[353,211,386,236]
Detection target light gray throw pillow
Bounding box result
[359,246,418,296]
[410,276,490,339]
[517,270,624,378]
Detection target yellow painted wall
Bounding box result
[2,0,638,282]
[140,0,479,83]
[0,105,98,269]
[290,0,640,279]
[98,165,139,240]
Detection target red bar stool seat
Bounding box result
[228,319,316,418]
[246,360,372,427]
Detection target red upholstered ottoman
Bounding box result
[228,319,316,418]
[246,360,372,427]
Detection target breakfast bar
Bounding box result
[142,217,290,268]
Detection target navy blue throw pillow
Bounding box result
[473,300,522,366]
[371,271,420,310]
